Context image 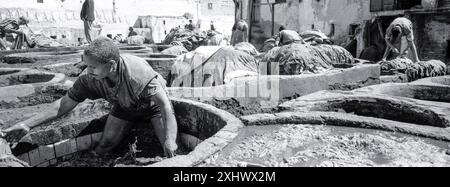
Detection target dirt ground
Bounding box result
[202,125,450,167]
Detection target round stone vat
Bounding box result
[312,97,448,127]
[0,68,22,76]
[118,45,147,51]
[202,112,450,167]
[2,51,82,65]
[147,44,173,53]
[144,54,178,83]
[148,54,177,59]
[42,62,84,79]
[358,83,450,103]
[414,76,450,86]
[7,98,243,167]
[0,82,71,110]
[280,91,450,128]
[121,49,154,58]
[0,47,85,59]
[0,68,66,88]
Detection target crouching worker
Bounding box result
[274,26,304,46]
[0,17,36,50]
[1,37,178,157]
[382,17,419,63]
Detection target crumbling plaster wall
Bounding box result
[411,13,450,67]
[200,0,235,36]
[244,0,372,48]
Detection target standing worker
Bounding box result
[185,20,195,31]
[231,20,249,46]
[381,17,419,63]
[81,0,95,44]
[210,21,216,31]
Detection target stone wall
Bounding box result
[410,12,450,68]
[237,0,372,48]
[200,0,235,36]
[134,16,189,43]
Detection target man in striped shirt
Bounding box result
[0,17,35,50]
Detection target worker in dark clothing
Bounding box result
[128,27,138,37]
[81,0,95,43]
[210,21,216,31]
[185,20,195,31]
[0,17,35,50]
[2,37,179,157]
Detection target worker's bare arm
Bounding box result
[3,29,24,35]
[152,90,178,157]
[381,40,392,62]
[1,95,79,134]
[408,40,420,63]
[385,37,399,53]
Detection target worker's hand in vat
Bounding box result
[1,123,31,136]
[164,140,178,158]
[0,119,4,137]
[151,88,179,158]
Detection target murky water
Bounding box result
[207,125,450,167]
[51,138,190,167]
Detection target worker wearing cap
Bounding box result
[0,17,35,50]
[2,37,178,157]
[382,17,419,63]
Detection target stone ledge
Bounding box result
[279,90,450,128]
[2,51,82,65]
[241,111,450,142]
[168,64,381,105]
[355,82,450,103]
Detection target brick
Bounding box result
[49,159,57,166]
[76,135,93,151]
[38,145,56,162]
[61,154,73,161]
[28,149,42,167]
[16,153,31,165]
[91,133,102,145]
[36,161,50,168]
[54,139,77,157]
